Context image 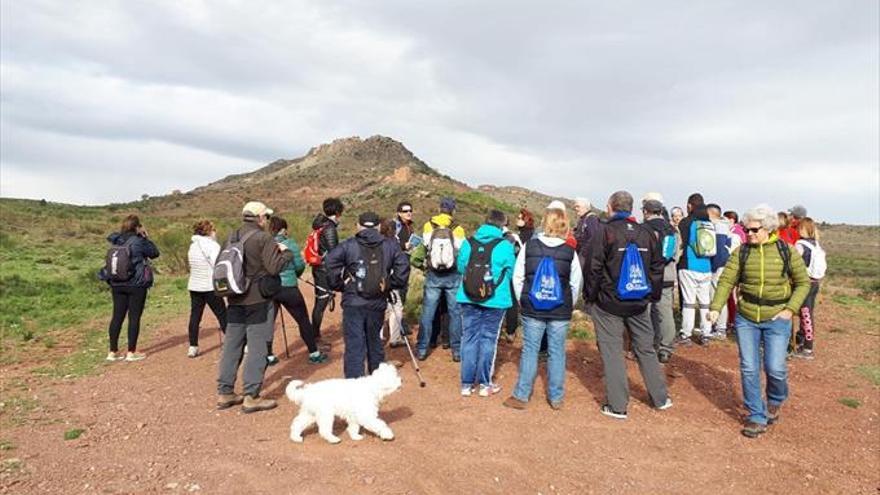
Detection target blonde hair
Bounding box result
[542,208,569,239]
[798,217,820,240]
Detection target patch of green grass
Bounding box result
[570,321,595,341]
[856,365,880,386]
[0,440,14,451]
[838,397,861,409]
[831,294,873,308]
[0,395,40,426]
[63,428,84,440]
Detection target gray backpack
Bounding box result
[213,229,259,297]
[105,236,137,282]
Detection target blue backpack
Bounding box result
[528,256,563,310]
[617,235,652,300]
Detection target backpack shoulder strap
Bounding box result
[776,239,791,279]
[738,244,751,284]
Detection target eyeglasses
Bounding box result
[745,227,763,234]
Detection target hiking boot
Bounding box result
[125,352,146,362]
[502,396,528,410]
[655,398,674,411]
[441,342,450,350]
[657,350,671,364]
[217,393,244,410]
[106,351,124,362]
[308,351,328,364]
[600,404,627,420]
[767,404,781,424]
[241,395,277,414]
[548,399,563,411]
[478,383,502,397]
[741,422,767,438]
[266,354,279,366]
[417,351,428,361]
[187,346,199,358]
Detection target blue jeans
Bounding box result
[513,316,569,403]
[417,271,462,356]
[460,304,505,388]
[735,313,791,425]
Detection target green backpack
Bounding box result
[694,220,717,258]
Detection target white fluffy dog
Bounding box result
[285,362,402,444]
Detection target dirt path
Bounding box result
[1,290,878,494]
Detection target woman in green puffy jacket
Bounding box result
[708,204,810,439]
[270,217,328,365]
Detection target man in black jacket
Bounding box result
[310,197,344,349]
[325,212,410,378]
[587,191,671,419]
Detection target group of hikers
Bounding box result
[101,190,827,438]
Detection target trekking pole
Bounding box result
[298,277,337,312]
[276,303,291,359]
[394,305,426,388]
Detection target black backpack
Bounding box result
[355,242,387,299]
[463,238,505,303]
[105,236,137,282]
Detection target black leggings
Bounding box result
[275,286,318,354]
[188,291,228,346]
[311,269,332,341]
[108,287,148,352]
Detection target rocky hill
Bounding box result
[137,135,566,230]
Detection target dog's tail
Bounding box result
[285,379,306,404]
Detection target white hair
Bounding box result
[743,204,780,232]
[573,197,592,209]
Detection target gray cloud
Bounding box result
[1,0,877,223]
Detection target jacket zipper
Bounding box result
[758,243,765,321]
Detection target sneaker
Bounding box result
[106,352,124,362]
[478,383,502,397]
[675,334,693,346]
[655,397,674,411]
[502,396,528,410]
[187,346,199,358]
[657,350,671,364]
[441,342,450,350]
[266,354,279,366]
[548,399,563,411]
[307,351,328,364]
[741,421,767,438]
[451,353,461,363]
[417,351,428,361]
[599,404,627,420]
[794,349,815,360]
[216,393,244,410]
[694,331,709,346]
[767,404,781,425]
[316,340,331,352]
[460,386,474,397]
[710,331,727,341]
[241,395,277,414]
[125,352,146,362]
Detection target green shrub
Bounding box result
[838,397,860,409]
[63,428,85,440]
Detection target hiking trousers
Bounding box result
[650,285,676,353]
[593,305,669,413]
[188,290,227,347]
[218,302,275,397]
[274,286,318,354]
[678,269,712,337]
[310,268,333,341]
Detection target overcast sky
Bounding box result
[2,1,878,224]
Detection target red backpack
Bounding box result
[303,227,324,266]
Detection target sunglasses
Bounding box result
[399,208,413,213]
[745,227,763,234]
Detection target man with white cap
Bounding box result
[217,201,293,413]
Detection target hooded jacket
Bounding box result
[710,233,810,322]
[676,206,712,273]
[106,232,160,289]
[587,217,664,317]
[274,234,306,288]
[455,224,516,309]
[187,234,220,292]
[324,228,410,312]
[225,220,292,306]
[311,213,340,272]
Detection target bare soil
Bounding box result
[1,290,878,494]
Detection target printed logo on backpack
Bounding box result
[529,255,563,310]
[104,236,137,282]
[694,220,717,258]
[617,228,652,300]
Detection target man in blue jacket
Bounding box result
[325,212,410,378]
[456,210,516,397]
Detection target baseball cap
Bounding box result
[789,205,807,218]
[546,200,566,211]
[642,199,664,214]
[242,201,273,217]
[358,211,380,228]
